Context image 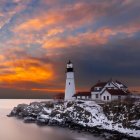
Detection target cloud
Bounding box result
[47,28,64,37]
[14,19,44,32]
[0,52,54,84]
[10,0,140,53]
[12,1,110,32]
[42,22,140,51]
[0,0,140,97]
[0,0,31,30]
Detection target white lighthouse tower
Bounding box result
[65,60,76,100]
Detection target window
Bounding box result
[99,87,102,90]
[96,94,98,98]
[107,96,109,100]
[103,96,106,100]
[95,87,98,91]
[95,87,101,91]
[118,96,121,100]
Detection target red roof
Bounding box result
[73,92,91,97]
[91,82,107,91]
[105,89,129,95]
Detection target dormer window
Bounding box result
[94,87,102,91]
[95,87,98,91]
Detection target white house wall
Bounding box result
[111,95,118,100]
[77,96,81,99]
[111,95,126,101]
[76,96,90,100]
[91,91,101,100]
[101,91,112,101]
[101,91,127,102]
[82,96,86,99]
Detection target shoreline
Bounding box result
[8,100,140,140]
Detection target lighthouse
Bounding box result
[64,60,76,100]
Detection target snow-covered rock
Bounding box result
[8,100,140,139]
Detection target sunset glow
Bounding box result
[0,0,140,97]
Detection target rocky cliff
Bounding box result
[8,100,140,139]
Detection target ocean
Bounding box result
[0,99,103,140]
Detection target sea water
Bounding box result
[0,99,103,140]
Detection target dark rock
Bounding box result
[8,100,140,139]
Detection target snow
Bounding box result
[67,100,139,137]
[43,108,52,114]
[10,100,140,138]
[64,100,140,138]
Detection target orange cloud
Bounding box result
[13,15,65,33]
[31,88,64,93]
[14,19,44,32]
[13,1,104,33]
[0,55,5,61]
[47,28,64,37]
[42,22,140,53]
[11,1,140,55]
[98,22,140,38]
[43,36,79,49]
[42,29,112,50]
[0,58,54,84]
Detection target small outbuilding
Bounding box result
[73,92,91,100]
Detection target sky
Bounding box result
[0,0,140,98]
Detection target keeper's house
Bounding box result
[91,80,130,101]
[73,80,130,102]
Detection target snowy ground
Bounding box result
[9,100,140,139]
